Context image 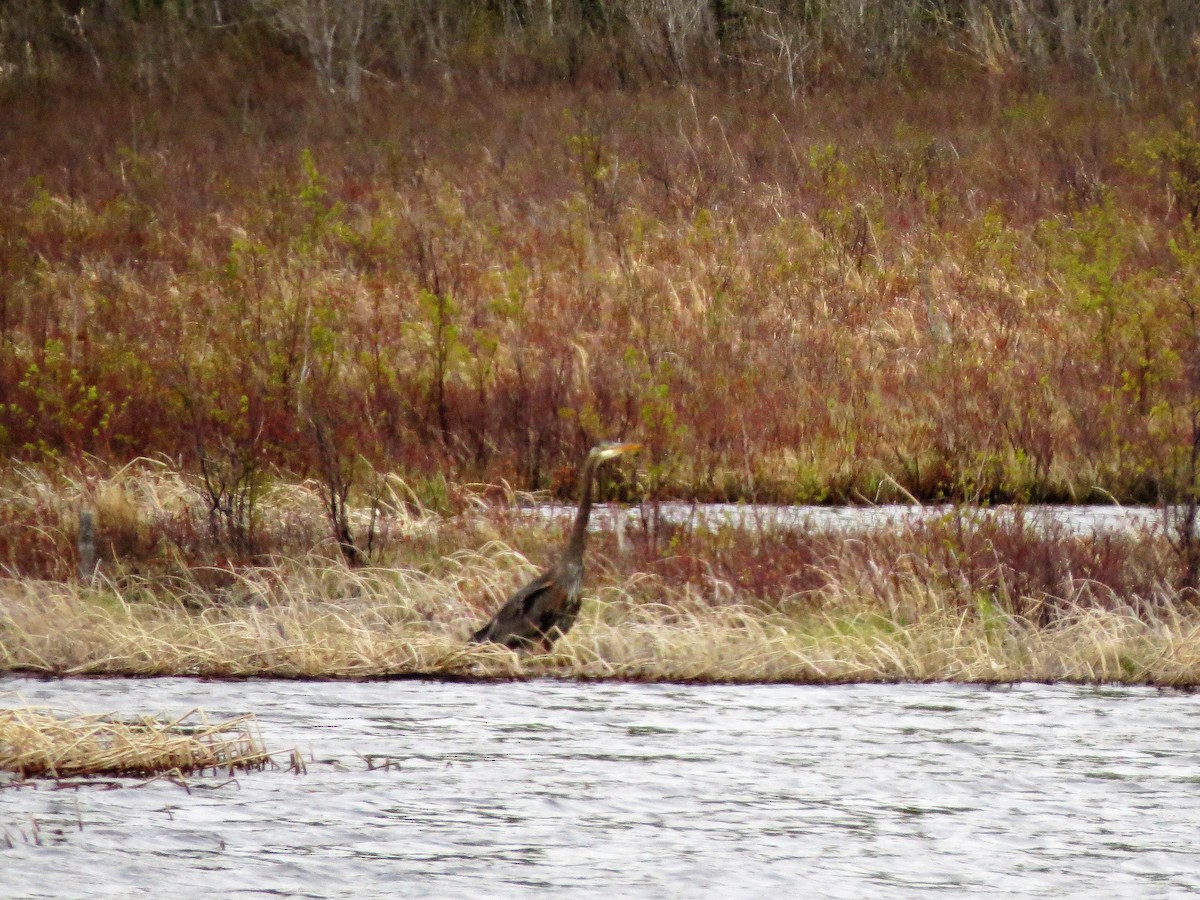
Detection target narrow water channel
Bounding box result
[3,678,1198,897]
[537,501,1164,536]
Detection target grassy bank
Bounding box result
[2,464,1198,686]
[4,545,1199,686]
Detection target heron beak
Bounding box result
[598,441,642,461]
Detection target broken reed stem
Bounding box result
[0,706,272,779]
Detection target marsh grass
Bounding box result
[563,582,1200,686]
[0,706,270,779]
[5,6,1200,692]
[2,530,1199,687]
[4,576,1199,686]
[2,466,1197,685]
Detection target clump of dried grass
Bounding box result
[0,706,270,779]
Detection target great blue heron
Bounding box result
[470,441,642,651]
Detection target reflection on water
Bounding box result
[3,678,1199,897]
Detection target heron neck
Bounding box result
[566,454,599,560]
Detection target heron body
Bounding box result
[470,441,641,652]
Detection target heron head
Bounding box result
[590,441,642,463]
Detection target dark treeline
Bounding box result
[3,1,1198,98]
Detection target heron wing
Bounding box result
[471,570,567,648]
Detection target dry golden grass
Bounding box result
[0,706,270,779]
[560,589,1200,686]
[3,554,1199,686]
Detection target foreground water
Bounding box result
[3,678,1199,898]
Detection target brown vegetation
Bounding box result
[3,3,1200,684]
[2,2,1200,517]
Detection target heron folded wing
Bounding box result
[471,571,559,646]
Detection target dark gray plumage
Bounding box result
[470,441,641,652]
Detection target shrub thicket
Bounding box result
[1,1,1199,510]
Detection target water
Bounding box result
[531,502,1165,536]
[3,678,1199,898]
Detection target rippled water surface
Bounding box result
[3,678,1200,898]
